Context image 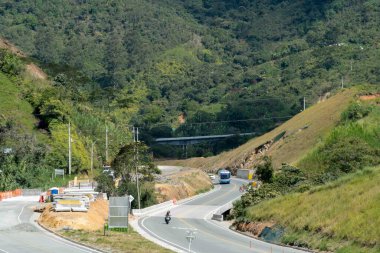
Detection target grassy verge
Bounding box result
[246,166,380,252]
[61,227,173,253]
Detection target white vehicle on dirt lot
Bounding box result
[208,173,216,180]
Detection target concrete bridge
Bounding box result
[154,133,256,146]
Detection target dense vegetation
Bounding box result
[96,142,159,209]
[0,50,92,190]
[232,95,380,252]
[2,0,380,157]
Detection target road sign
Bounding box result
[129,195,134,202]
[109,197,129,229]
[55,169,65,178]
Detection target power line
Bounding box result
[181,115,294,127]
[219,97,294,103]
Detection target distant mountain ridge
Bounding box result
[1,0,380,158]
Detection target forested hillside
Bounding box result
[232,90,380,253]
[1,0,380,158]
[0,47,130,191]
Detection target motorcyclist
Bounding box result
[165,210,171,224]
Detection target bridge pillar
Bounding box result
[182,143,188,159]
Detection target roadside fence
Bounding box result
[0,189,22,201]
[22,188,42,196]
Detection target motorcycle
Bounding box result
[165,215,171,224]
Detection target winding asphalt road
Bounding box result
[0,197,101,253]
[139,178,309,253]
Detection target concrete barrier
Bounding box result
[54,199,88,212]
[133,199,174,216]
[133,185,222,216]
[212,214,224,221]
[211,200,234,221]
[236,169,254,180]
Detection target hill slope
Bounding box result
[0,47,94,190]
[160,88,356,171]
[229,90,380,253]
[1,0,380,159]
[0,72,37,132]
[246,166,380,253]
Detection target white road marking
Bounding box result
[141,178,308,253]
[171,227,198,231]
[42,236,95,253]
[33,222,97,253]
[141,216,195,253]
[27,205,100,253]
[17,204,27,224]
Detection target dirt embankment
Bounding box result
[155,169,213,203]
[233,221,275,237]
[0,37,47,80]
[39,200,108,231]
[359,93,380,101]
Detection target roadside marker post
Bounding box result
[186,230,196,253]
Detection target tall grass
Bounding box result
[246,166,380,251]
[298,104,380,175]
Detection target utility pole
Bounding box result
[350,59,353,71]
[91,141,96,178]
[303,97,306,111]
[136,127,141,210]
[68,121,72,175]
[105,125,109,165]
[341,76,344,89]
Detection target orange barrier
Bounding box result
[0,189,22,201]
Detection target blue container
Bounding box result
[50,187,59,195]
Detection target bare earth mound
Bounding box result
[0,37,47,80]
[155,169,213,203]
[39,200,108,231]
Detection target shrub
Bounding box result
[0,49,23,76]
[322,136,379,173]
[116,181,156,209]
[95,173,116,198]
[341,102,372,122]
[256,156,274,183]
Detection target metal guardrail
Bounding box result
[132,199,174,216]
[133,186,222,216]
[22,188,42,196]
[68,181,97,189]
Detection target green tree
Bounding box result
[256,156,274,183]
[0,50,23,75]
[112,142,158,182]
[34,27,64,64]
[103,28,128,88]
[95,173,116,198]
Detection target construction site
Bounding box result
[35,167,214,233]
